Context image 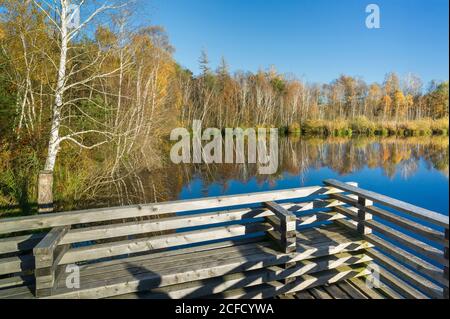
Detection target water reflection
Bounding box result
[83,136,448,209]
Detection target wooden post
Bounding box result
[264,202,297,284]
[357,197,373,235]
[264,202,297,254]
[444,228,449,299]
[33,226,70,297]
[38,170,53,214]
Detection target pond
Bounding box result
[77,135,448,217]
[172,136,449,216]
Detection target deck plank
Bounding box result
[109,253,371,299]
[309,287,333,299]
[323,284,351,299]
[348,277,385,299]
[49,224,370,299]
[293,291,315,299]
[337,282,368,299]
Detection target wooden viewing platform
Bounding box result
[0,180,448,299]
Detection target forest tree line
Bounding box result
[179,52,449,131]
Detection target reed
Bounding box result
[293,117,449,137]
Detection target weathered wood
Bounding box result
[337,281,368,299]
[264,202,296,222]
[278,293,296,299]
[293,290,315,299]
[0,255,34,276]
[333,205,447,267]
[366,248,443,298]
[61,226,362,281]
[357,197,373,235]
[297,212,346,227]
[62,204,279,245]
[324,179,449,228]
[33,226,71,298]
[34,226,70,257]
[59,202,346,245]
[0,180,445,300]
[334,218,447,287]
[71,241,274,283]
[0,185,349,235]
[52,240,371,299]
[86,226,348,275]
[0,233,46,255]
[444,228,449,299]
[0,284,35,299]
[365,234,447,287]
[309,287,332,299]
[347,277,384,299]
[374,264,429,299]
[323,284,351,299]
[0,275,34,289]
[331,193,447,246]
[264,202,297,254]
[68,237,267,276]
[366,220,447,266]
[108,253,371,300]
[38,171,53,214]
[375,282,404,299]
[211,265,371,299]
[66,228,368,284]
[83,235,370,290]
[51,226,370,298]
[266,230,296,253]
[60,224,270,265]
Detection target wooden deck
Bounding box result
[0,180,448,299]
[279,277,400,299]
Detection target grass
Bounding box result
[285,117,449,137]
[296,119,353,136]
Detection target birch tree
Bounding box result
[32,0,126,172]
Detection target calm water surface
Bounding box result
[173,136,449,216]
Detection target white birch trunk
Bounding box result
[44,0,68,171]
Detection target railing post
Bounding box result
[264,202,297,254]
[33,226,70,298]
[357,197,373,235]
[38,170,54,214]
[264,202,297,284]
[444,228,449,299]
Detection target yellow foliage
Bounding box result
[394,90,405,105]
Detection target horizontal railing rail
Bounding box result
[324,179,449,299]
[0,183,360,298]
[1,180,447,299]
[324,179,449,228]
[0,185,348,235]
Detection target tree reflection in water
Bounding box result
[80,136,449,209]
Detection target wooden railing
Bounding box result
[324,179,449,299]
[0,184,358,298]
[0,180,448,299]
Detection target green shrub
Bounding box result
[351,116,376,135]
[287,123,301,134]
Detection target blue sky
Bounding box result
[141,0,449,84]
